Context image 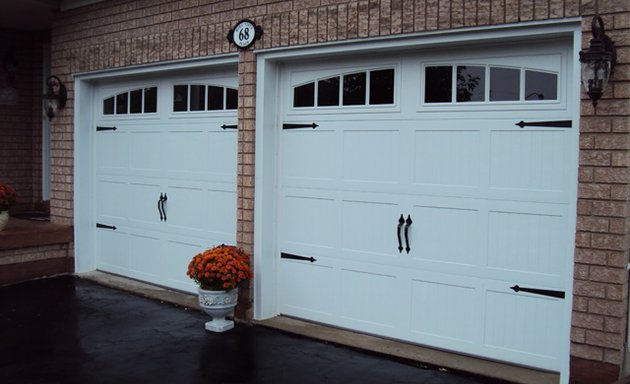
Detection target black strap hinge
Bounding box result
[281,252,316,263]
[96,126,117,131]
[283,123,318,130]
[221,124,237,130]
[96,223,117,230]
[515,120,572,128]
[510,285,565,299]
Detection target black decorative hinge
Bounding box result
[221,124,237,130]
[283,123,318,130]
[281,252,316,263]
[96,126,117,131]
[515,120,572,128]
[510,285,565,299]
[96,223,117,230]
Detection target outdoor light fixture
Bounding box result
[44,75,67,121]
[579,15,617,107]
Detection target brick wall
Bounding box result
[49,0,630,380]
[0,31,46,211]
[571,7,630,380]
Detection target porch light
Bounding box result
[44,75,67,121]
[579,15,616,107]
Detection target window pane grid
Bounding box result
[293,68,395,109]
[424,64,558,104]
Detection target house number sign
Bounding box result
[228,19,263,50]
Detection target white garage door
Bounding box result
[94,70,238,293]
[278,41,576,371]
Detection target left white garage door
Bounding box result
[94,71,238,293]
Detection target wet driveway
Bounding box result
[0,276,509,384]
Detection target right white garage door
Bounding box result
[278,40,576,371]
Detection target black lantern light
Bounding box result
[579,15,617,107]
[44,75,67,121]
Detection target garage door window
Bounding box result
[173,84,238,112]
[103,86,157,115]
[424,65,558,104]
[293,68,395,108]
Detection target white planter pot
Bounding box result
[0,211,8,231]
[197,287,238,332]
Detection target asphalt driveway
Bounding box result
[0,276,509,384]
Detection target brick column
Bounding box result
[570,9,630,382]
[236,49,256,320]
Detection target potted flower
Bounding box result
[0,183,18,231]
[186,244,253,332]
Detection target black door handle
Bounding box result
[158,194,164,221]
[161,193,167,221]
[404,214,412,254]
[397,214,404,253]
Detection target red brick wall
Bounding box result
[49,0,630,379]
[0,31,46,211]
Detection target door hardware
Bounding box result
[404,215,412,254]
[96,126,117,131]
[281,252,316,263]
[282,123,318,130]
[161,193,167,221]
[515,120,572,128]
[158,194,165,221]
[96,223,117,230]
[397,214,404,253]
[510,285,565,299]
[221,124,237,130]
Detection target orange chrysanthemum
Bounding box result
[186,244,253,290]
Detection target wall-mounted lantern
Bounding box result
[44,75,67,121]
[579,15,617,107]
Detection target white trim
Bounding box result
[60,0,108,11]
[254,18,580,60]
[254,20,580,384]
[42,43,51,201]
[73,56,238,274]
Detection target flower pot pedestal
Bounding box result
[0,211,9,231]
[197,287,238,332]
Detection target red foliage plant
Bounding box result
[0,183,18,211]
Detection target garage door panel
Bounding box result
[128,233,163,280]
[281,194,338,251]
[281,129,337,184]
[127,182,163,227]
[164,130,237,180]
[96,131,128,172]
[409,204,482,266]
[96,228,128,274]
[339,269,398,328]
[95,179,129,220]
[342,130,401,184]
[341,199,402,259]
[484,288,563,369]
[414,130,481,188]
[164,186,207,233]
[489,130,568,194]
[129,131,162,174]
[207,130,237,177]
[281,261,336,318]
[487,210,566,278]
[164,239,205,293]
[206,189,237,238]
[410,277,478,343]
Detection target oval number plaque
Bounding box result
[228,19,263,50]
